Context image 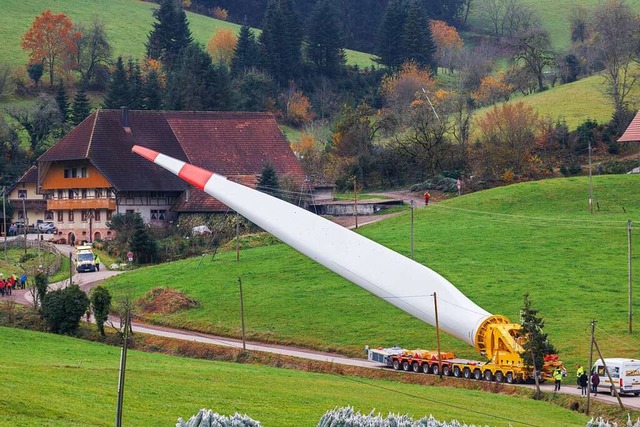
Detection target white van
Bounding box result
[592,358,640,396]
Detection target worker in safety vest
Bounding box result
[576,364,584,388]
[553,368,563,392]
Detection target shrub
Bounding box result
[41,284,89,334]
[410,175,458,193]
[318,406,479,426]
[177,409,261,427]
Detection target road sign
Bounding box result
[127,251,133,262]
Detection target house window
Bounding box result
[57,211,64,222]
[126,209,134,215]
[68,211,74,222]
[57,190,64,199]
[158,209,166,220]
[45,210,53,220]
[81,167,88,178]
[94,210,101,221]
[64,167,77,178]
[82,189,88,199]
[68,189,75,200]
[150,210,158,220]
[18,211,24,219]
[81,210,89,221]
[95,188,102,198]
[106,210,112,221]
[18,190,27,199]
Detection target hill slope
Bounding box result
[103,174,640,370]
[0,0,374,69]
[0,327,589,426]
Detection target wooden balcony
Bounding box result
[47,198,117,210]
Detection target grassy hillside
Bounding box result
[0,0,374,70]
[0,327,589,426]
[103,174,640,370]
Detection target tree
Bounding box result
[520,292,557,395]
[257,162,280,198]
[306,0,346,77]
[231,24,260,76]
[21,9,81,87]
[232,69,276,112]
[89,286,112,336]
[6,93,62,153]
[479,0,538,37]
[146,0,193,63]
[55,81,70,124]
[102,57,130,108]
[591,0,640,123]
[511,27,554,92]
[71,85,92,126]
[73,20,113,87]
[42,284,89,334]
[143,68,164,110]
[471,72,513,105]
[377,0,406,70]
[206,28,237,67]
[130,217,159,264]
[32,271,49,310]
[380,61,437,116]
[127,60,144,110]
[27,63,44,87]
[259,0,303,85]
[280,83,314,127]
[430,20,463,73]
[403,0,436,72]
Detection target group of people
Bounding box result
[553,364,600,395]
[0,273,26,297]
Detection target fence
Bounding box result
[3,238,62,276]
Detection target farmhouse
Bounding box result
[19,109,310,243]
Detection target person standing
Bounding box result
[424,191,431,205]
[20,273,27,289]
[579,371,588,396]
[94,256,101,272]
[590,371,600,394]
[553,368,563,391]
[576,364,584,388]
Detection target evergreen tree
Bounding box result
[129,214,159,264]
[307,0,346,77]
[520,292,557,392]
[376,0,407,70]
[257,162,280,198]
[71,85,92,126]
[127,60,144,110]
[89,286,111,337]
[102,57,130,108]
[143,69,163,110]
[231,23,260,76]
[55,80,69,123]
[146,0,193,64]
[404,0,436,72]
[259,0,303,85]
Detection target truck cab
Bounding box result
[75,245,96,273]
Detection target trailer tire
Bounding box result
[432,364,440,376]
[484,370,493,381]
[506,372,514,384]
[412,362,420,373]
[392,360,400,370]
[453,366,461,377]
[495,371,504,383]
[422,363,430,374]
[402,361,410,371]
[463,368,472,379]
[473,369,482,380]
[442,365,450,376]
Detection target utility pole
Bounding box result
[22,196,27,255]
[433,292,443,379]
[115,305,130,427]
[89,211,93,243]
[593,336,625,409]
[2,186,6,261]
[588,139,593,214]
[410,200,415,260]
[629,220,633,334]
[238,277,246,351]
[586,320,595,414]
[69,252,73,286]
[236,212,240,262]
[353,177,358,229]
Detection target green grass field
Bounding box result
[0,326,589,426]
[0,0,375,70]
[102,174,640,371]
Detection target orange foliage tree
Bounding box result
[290,132,327,178]
[281,83,314,127]
[429,20,463,73]
[21,9,81,87]
[212,7,229,21]
[471,72,513,106]
[380,61,436,114]
[474,101,541,180]
[206,28,237,66]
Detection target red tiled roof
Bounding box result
[38,110,306,198]
[18,165,38,183]
[618,111,640,142]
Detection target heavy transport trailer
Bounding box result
[131,145,564,383]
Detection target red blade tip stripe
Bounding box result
[132,145,214,190]
[132,145,159,162]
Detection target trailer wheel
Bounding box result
[473,369,482,380]
[422,363,430,374]
[495,371,504,383]
[483,370,493,381]
[392,360,400,370]
[402,361,411,371]
[432,364,440,376]
[442,365,450,376]
[453,366,461,377]
[412,362,420,373]
[463,367,471,379]
[506,372,514,384]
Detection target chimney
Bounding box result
[120,106,129,128]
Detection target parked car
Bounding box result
[38,222,57,233]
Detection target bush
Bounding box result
[41,284,89,334]
[176,409,261,427]
[410,174,458,193]
[20,253,37,263]
[318,406,480,426]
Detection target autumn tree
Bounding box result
[21,9,81,87]
[381,61,437,116]
[471,72,513,105]
[212,7,228,21]
[206,28,237,67]
[290,132,327,178]
[430,20,463,73]
[281,83,314,127]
